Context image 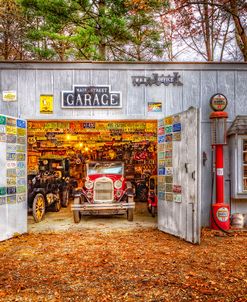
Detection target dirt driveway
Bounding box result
[0,204,246,302]
[27,202,157,233]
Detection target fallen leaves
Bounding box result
[0,229,246,302]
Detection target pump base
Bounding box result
[211,203,230,231]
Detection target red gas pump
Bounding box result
[210,94,230,231]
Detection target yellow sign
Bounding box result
[40,95,53,114]
[6,125,17,134]
[164,116,173,125]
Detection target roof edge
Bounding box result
[0,60,246,65]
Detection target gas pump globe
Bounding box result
[209,93,230,231]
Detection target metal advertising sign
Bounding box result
[158,135,165,143]
[7,153,16,161]
[7,195,16,204]
[173,185,182,194]
[173,123,181,132]
[2,91,17,102]
[0,116,6,125]
[17,194,25,203]
[148,102,162,112]
[0,196,6,205]
[7,135,17,143]
[0,125,5,133]
[6,118,16,126]
[62,85,122,108]
[0,134,6,142]
[165,193,173,201]
[7,186,16,195]
[40,95,54,114]
[174,194,182,203]
[210,93,228,111]
[132,72,183,87]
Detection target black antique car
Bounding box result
[28,157,71,222]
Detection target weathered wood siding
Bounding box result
[0,62,247,226]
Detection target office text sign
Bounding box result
[62,85,122,108]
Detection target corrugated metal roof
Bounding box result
[227,116,247,136]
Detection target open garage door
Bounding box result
[0,115,27,241]
[157,107,201,244]
[27,120,157,223]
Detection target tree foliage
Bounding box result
[17,0,167,61]
[0,0,29,59]
[169,0,247,61]
[0,0,246,61]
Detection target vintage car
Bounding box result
[147,175,158,217]
[71,161,135,223]
[28,157,71,222]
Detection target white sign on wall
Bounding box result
[2,91,17,102]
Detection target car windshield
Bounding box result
[88,162,123,175]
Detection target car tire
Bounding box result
[61,189,69,207]
[73,196,81,223]
[54,198,61,212]
[137,185,148,202]
[151,205,155,217]
[127,208,133,221]
[32,193,45,223]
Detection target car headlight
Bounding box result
[114,180,122,189]
[85,180,94,189]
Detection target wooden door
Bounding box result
[157,107,201,244]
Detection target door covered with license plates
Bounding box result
[0,115,27,241]
[157,107,201,244]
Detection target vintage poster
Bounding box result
[40,95,54,114]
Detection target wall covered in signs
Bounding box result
[157,108,200,243]
[0,62,247,226]
[0,115,27,241]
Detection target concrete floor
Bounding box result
[28,201,157,233]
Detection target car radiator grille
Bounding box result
[94,178,113,203]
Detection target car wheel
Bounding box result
[137,186,148,202]
[61,189,69,207]
[127,208,133,221]
[73,196,81,223]
[151,205,156,217]
[54,198,61,212]
[32,193,45,223]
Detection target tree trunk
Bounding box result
[229,0,247,61]
[203,2,212,61]
[98,0,106,60]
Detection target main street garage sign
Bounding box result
[62,85,122,108]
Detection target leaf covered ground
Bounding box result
[0,228,246,302]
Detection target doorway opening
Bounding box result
[27,120,158,229]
